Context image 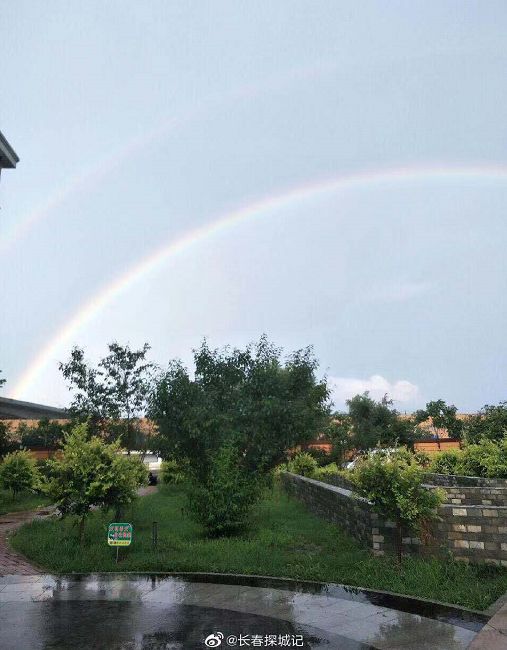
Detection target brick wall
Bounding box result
[427,485,507,507]
[281,472,507,564]
[425,473,507,488]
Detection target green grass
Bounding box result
[11,483,507,611]
[0,489,51,516]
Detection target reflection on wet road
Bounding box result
[0,574,485,649]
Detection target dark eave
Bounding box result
[0,130,19,169]
[0,396,67,420]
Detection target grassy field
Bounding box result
[0,489,51,516]
[11,483,507,611]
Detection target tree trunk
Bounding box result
[79,516,86,544]
[395,520,403,564]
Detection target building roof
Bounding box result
[0,130,19,169]
[0,396,67,420]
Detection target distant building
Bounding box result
[0,129,19,183]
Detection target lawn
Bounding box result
[0,489,51,516]
[11,483,507,611]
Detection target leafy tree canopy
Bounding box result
[464,401,507,444]
[59,342,155,450]
[346,393,416,451]
[325,413,353,464]
[414,399,464,440]
[150,336,330,479]
[17,419,70,450]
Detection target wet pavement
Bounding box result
[0,573,488,649]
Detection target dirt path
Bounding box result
[137,485,158,497]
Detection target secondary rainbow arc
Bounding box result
[12,163,507,400]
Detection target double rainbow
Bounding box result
[12,163,507,400]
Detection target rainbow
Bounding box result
[0,102,222,253]
[0,61,335,254]
[11,163,507,400]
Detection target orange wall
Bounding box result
[414,440,461,453]
[27,449,63,460]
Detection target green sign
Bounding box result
[108,522,133,547]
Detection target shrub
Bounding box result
[429,450,463,475]
[161,459,186,484]
[480,438,507,478]
[315,462,340,478]
[429,440,507,479]
[0,451,39,498]
[187,444,261,536]
[45,423,147,541]
[459,444,490,477]
[351,453,444,562]
[413,450,431,468]
[389,447,415,464]
[288,452,318,477]
[272,462,289,478]
[461,440,507,479]
[304,446,332,466]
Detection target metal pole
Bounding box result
[116,546,119,564]
[152,521,158,548]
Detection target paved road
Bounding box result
[0,574,489,649]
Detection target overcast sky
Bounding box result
[1,1,506,412]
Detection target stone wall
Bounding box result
[281,472,507,565]
[281,472,373,547]
[427,485,507,507]
[425,473,507,488]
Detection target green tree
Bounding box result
[45,423,147,542]
[18,419,69,449]
[0,422,15,459]
[464,401,507,444]
[0,451,39,498]
[351,452,444,562]
[346,393,416,451]
[326,413,352,464]
[59,342,155,450]
[414,399,464,441]
[0,369,5,389]
[149,336,330,535]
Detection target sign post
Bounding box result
[107,522,133,563]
